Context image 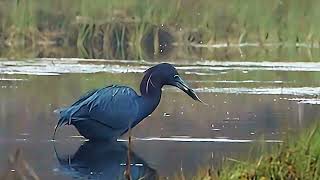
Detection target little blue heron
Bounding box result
[53,63,203,140]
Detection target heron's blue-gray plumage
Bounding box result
[54,63,203,140]
[56,85,139,140]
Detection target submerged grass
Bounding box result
[1,149,39,180]
[172,124,320,180]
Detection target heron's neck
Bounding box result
[137,73,162,120]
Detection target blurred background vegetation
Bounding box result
[0,0,320,61]
[1,1,320,179]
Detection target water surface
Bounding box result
[1,59,320,179]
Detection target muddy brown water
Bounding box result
[1,59,320,179]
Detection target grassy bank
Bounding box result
[1,0,320,60]
[174,124,320,180]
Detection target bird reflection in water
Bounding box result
[54,141,158,180]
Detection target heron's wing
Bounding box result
[72,85,139,130]
[55,89,98,114]
[71,89,99,106]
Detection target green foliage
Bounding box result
[181,124,320,180]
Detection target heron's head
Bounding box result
[141,63,204,103]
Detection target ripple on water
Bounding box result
[194,61,320,72]
[117,137,282,143]
[286,98,320,104]
[0,78,27,81]
[2,59,320,75]
[0,59,148,75]
[194,87,320,96]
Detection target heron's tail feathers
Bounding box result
[52,108,70,140]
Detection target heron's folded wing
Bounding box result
[71,89,99,106]
[75,86,139,130]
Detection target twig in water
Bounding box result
[1,149,39,180]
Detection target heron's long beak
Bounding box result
[174,75,206,104]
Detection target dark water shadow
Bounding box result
[54,141,158,180]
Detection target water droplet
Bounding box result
[20,133,29,136]
[273,98,277,102]
[212,128,221,131]
[163,113,170,117]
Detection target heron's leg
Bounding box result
[124,125,132,180]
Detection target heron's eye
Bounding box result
[173,75,181,83]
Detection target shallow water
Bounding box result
[1,59,320,179]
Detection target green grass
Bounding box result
[172,123,320,180]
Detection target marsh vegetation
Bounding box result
[1,1,320,179]
[1,0,320,60]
